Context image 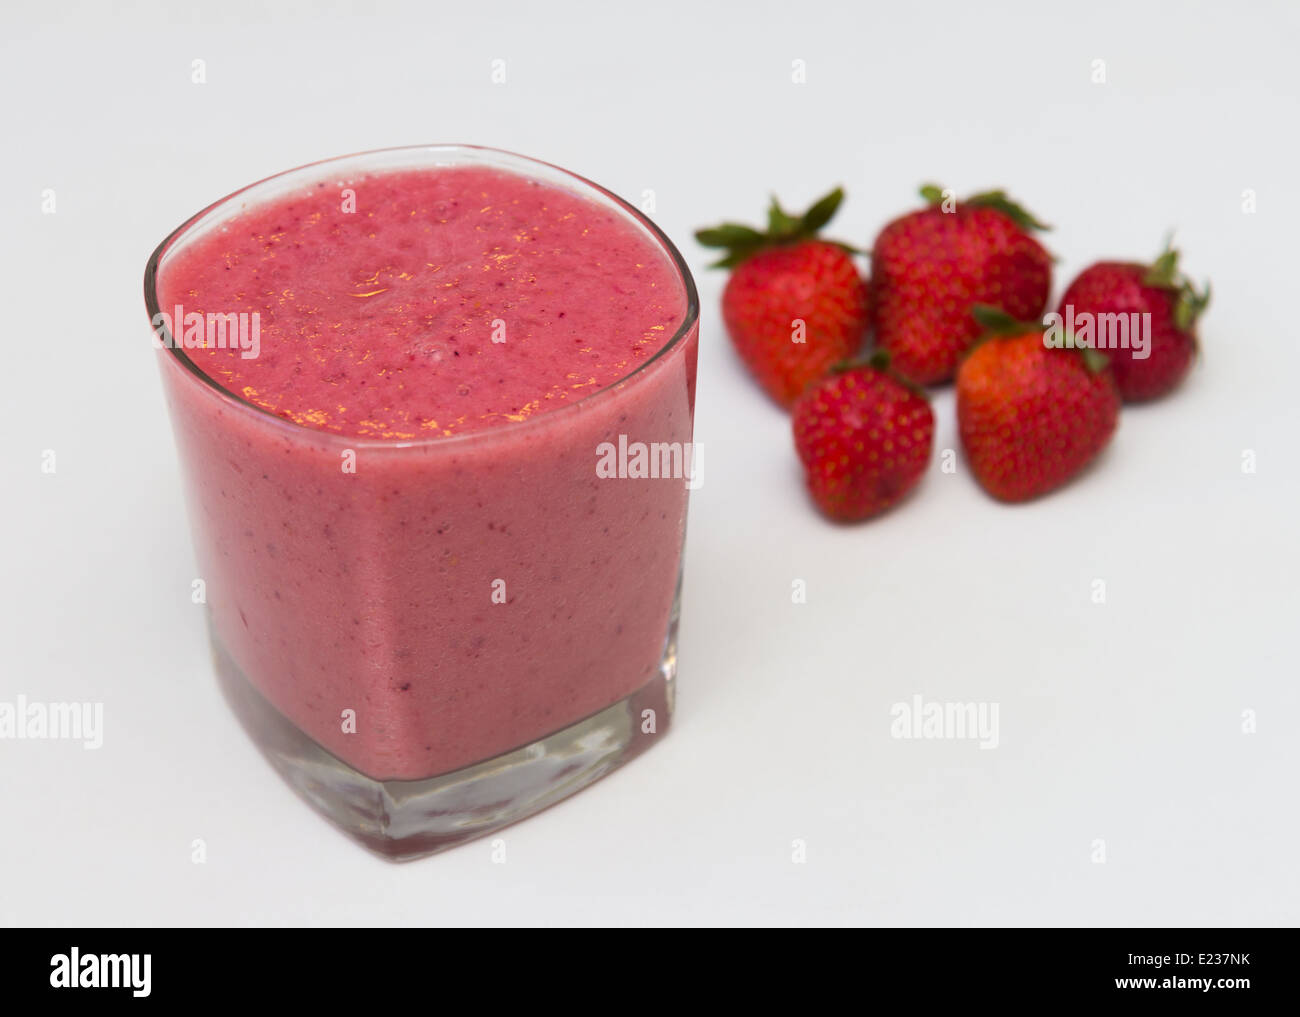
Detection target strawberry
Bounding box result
[956,308,1120,502]
[870,185,1053,386]
[792,353,934,521]
[697,188,869,407]
[1056,242,1209,402]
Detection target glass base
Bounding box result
[210,617,677,861]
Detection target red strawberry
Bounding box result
[956,308,1120,502]
[792,354,934,521]
[697,189,869,407]
[871,185,1052,385]
[1056,242,1209,402]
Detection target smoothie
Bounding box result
[152,153,698,784]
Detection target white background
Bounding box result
[2,0,1297,926]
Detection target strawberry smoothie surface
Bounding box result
[152,156,699,782]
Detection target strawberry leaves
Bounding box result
[1174,281,1211,332]
[970,304,1032,336]
[693,223,768,268]
[1143,238,1211,333]
[965,189,1052,232]
[919,184,947,206]
[919,184,1051,231]
[696,187,856,268]
[798,188,845,235]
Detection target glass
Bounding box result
[145,145,699,859]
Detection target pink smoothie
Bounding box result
[155,162,697,780]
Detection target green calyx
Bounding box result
[970,304,1039,336]
[1078,347,1111,374]
[970,304,1108,373]
[1143,237,1211,333]
[695,187,858,269]
[833,348,893,374]
[918,184,947,206]
[919,184,1051,232]
[830,348,929,398]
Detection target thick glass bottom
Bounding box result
[209,612,678,861]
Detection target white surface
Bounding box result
[2,0,1297,926]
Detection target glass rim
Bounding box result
[143,143,700,448]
